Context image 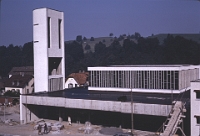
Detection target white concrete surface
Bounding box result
[21,95,171,117]
[191,80,200,136]
[33,8,65,93]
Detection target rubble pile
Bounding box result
[4,119,19,126]
[78,121,94,134]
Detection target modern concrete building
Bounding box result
[33,8,65,93]
[191,80,200,136]
[19,7,200,136]
[20,8,65,124]
[88,65,200,94]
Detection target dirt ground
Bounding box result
[0,105,157,136]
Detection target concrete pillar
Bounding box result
[59,108,63,122]
[20,95,26,124]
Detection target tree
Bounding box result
[76,35,82,42]
[85,44,91,51]
[135,32,141,40]
[22,42,33,66]
[109,33,113,37]
[4,90,20,97]
[90,37,95,41]
[65,41,84,61]
[83,37,87,41]
[94,42,106,54]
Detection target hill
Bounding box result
[148,33,200,44]
[65,36,137,53]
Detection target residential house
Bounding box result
[8,66,34,78]
[4,75,34,94]
[65,72,89,88]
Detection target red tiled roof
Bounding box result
[4,75,33,88]
[67,72,89,85]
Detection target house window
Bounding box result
[68,83,73,88]
[27,89,29,94]
[195,90,200,99]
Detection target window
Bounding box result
[195,90,200,99]
[47,17,51,48]
[27,89,29,94]
[196,116,200,124]
[58,19,62,49]
[68,83,73,88]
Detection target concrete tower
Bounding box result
[33,8,65,92]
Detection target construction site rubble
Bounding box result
[34,119,64,134]
[77,121,94,134]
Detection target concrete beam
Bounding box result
[21,95,171,116]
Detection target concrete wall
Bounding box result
[33,8,65,93]
[20,96,39,124]
[21,96,171,117]
[191,80,200,136]
[33,8,49,93]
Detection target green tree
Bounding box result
[94,42,106,54]
[76,35,82,42]
[90,37,95,41]
[109,33,113,37]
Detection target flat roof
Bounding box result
[25,87,190,105]
[88,65,200,71]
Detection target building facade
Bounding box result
[4,75,34,94]
[88,65,200,93]
[65,72,89,88]
[191,80,200,136]
[33,8,65,92]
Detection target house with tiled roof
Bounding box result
[8,66,34,78]
[65,72,89,88]
[4,75,34,94]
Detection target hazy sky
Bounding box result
[0,0,200,46]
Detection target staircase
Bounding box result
[161,101,186,136]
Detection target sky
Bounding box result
[0,0,200,46]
